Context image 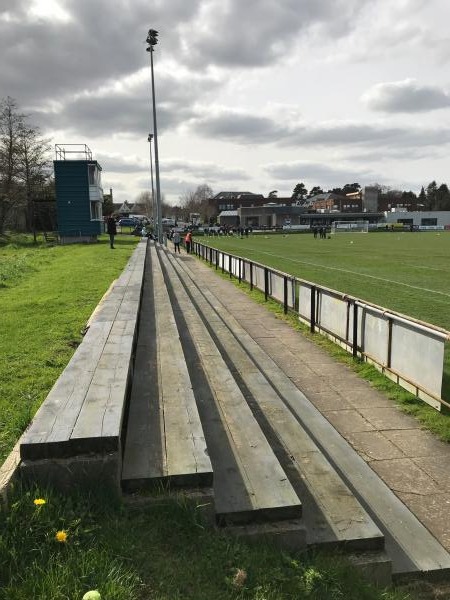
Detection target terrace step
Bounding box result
[157,248,302,524]
[122,244,212,490]
[162,247,384,551]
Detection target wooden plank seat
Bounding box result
[165,249,384,550]
[158,248,302,524]
[122,244,213,490]
[43,232,59,245]
[19,240,147,491]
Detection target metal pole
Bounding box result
[148,134,156,231]
[149,46,163,244]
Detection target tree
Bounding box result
[342,183,361,195]
[180,184,214,222]
[425,181,437,210]
[0,97,25,233]
[292,182,307,202]
[0,97,51,234]
[436,184,450,211]
[308,186,323,197]
[417,186,426,209]
[268,190,278,198]
[17,125,51,233]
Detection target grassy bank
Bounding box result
[0,484,411,600]
[0,235,138,463]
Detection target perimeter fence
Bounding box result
[193,240,450,412]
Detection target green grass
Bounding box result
[201,231,450,329]
[200,231,450,403]
[0,234,139,464]
[0,484,411,600]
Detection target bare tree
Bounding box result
[134,191,153,217]
[17,125,51,233]
[0,97,51,234]
[179,184,214,222]
[0,97,24,233]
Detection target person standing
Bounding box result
[173,230,181,253]
[184,230,192,254]
[107,215,117,249]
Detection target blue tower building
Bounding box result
[54,144,104,244]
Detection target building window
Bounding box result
[90,201,102,221]
[88,165,96,185]
[421,218,437,226]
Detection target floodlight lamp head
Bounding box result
[146,29,158,46]
[148,133,153,142]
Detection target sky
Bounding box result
[2,0,450,206]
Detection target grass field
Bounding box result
[200,231,450,404]
[200,231,450,331]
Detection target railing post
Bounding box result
[310,285,316,333]
[250,262,253,290]
[352,302,358,358]
[222,253,224,274]
[264,268,269,301]
[387,317,393,368]
[238,258,241,283]
[215,250,218,270]
[283,276,288,314]
[229,255,232,278]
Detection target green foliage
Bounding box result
[0,483,411,600]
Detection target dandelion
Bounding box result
[232,568,247,588]
[55,530,68,543]
[33,498,46,506]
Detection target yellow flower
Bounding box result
[55,530,68,543]
[33,498,46,506]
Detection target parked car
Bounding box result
[118,218,138,227]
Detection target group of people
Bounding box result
[312,226,329,239]
[168,229,192,254]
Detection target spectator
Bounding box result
[106,215,117,249]
[173,230,181,253]
[185,230,193,253]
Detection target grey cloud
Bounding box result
[96,154,148,173]
[189,107,450,149]
[186,0,372,68]
[160,160,249,181]
[33,68,217,137]
[362,79,450,113]
[0,0,204,107]
[264,160,377,185]
[193,111,291,143]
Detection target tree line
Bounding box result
[0,97,52,234]
[291,181,450,211]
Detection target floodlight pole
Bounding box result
[147,133,156,230]
[146,29,163,244]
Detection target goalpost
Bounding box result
[330,220,369,234]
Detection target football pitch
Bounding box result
[201,231,450,332]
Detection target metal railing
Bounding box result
[193,241,450,411]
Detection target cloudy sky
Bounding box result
[2,0,450,205]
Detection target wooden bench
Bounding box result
[157,248,302,524]
[122,244,213,490]
[43,232,59,245]
[19,240,147,493]
[164,248,384,549]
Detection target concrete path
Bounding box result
[169,245,450,575]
